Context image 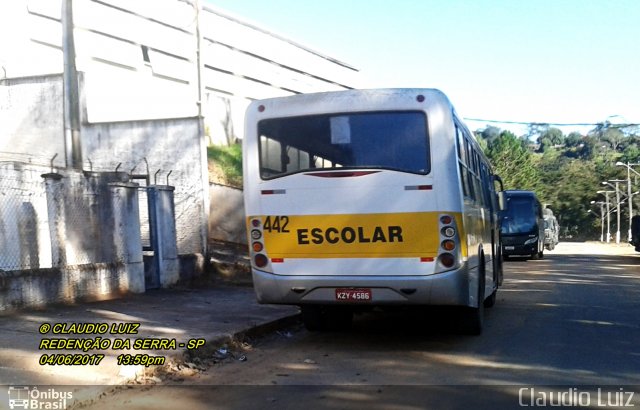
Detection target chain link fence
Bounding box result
[61,172,111,266]
[0,163,131,272]
[0,169,50,271]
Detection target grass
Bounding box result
[207,144,243,188]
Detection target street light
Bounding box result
[602,180,627,244]
[615,162,640,242]
[597,190,614,243]
[590,200,606,242]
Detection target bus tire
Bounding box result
[530,251,539,260]
[461,270,485,335]
[484,289,497,308]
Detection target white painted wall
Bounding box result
[0,0,361,145]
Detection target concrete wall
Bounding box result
[0,75,66,168]
[0,264,137,311]
[0,75,207,260]
[82,118,205,256]
[209,183,247,245]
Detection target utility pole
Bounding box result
[615,181,621,244]
[598,190,612,243]
[616,162,640,242]
[61,0,82,169]
[603,180,626,244]
[194,0,203,118]
[627,164,632,242]
[591,201,606,242]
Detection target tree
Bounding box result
[565,132,583,147]
[602,128,625,151]
[552,160,602,240]
[537,127,564,153]
[480,125,501,142]
[485,131,541,192]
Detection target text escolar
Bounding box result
[297,226,403,245]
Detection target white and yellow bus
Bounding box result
[243,88,504,334]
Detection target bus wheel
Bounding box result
[460,275,485,335]
[484,288,497,308]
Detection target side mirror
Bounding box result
[493,175,506,211]
[498,191,506,211]
[493,175,504,191]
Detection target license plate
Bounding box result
[505,246,515,250]
[335,288,372,302]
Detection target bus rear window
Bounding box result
[258,111,429,179]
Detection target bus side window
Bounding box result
[459,163,469,197]
[472,150,484,206]
[464,138,476,201]
[481,164,493,210]
[456,126,466,160]
[456,126,471,198]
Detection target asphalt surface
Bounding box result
[0,241,636,409]
[0,284,299,406]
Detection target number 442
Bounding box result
[263,216,290,233]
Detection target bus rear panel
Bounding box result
[243,89,501,333]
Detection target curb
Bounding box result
[139,311,302,377]
[66,312,301,409]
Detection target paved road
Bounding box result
[78,242,640,409]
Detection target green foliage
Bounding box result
[537,127,564,153]
[477,123,640,240]
[208,143,243,187]
[485,131,541,192]
[546,160,601,239]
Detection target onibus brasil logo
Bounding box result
[8,386,72,409]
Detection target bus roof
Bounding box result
[504,190,538,197]
[249,88,453,110]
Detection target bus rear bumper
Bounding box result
[251,268,472,307]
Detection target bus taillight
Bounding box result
[442,226,456,237]
[254,254,269,268]
[438,253,455,268]
[434,213,461,273]
[442,240,456,251]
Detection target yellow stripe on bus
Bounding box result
[249,212,465,259]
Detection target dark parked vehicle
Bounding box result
[500,190,545,260]
[543,208,559,251]
[631,215,640,252]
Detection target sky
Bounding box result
[208,0,640,135]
